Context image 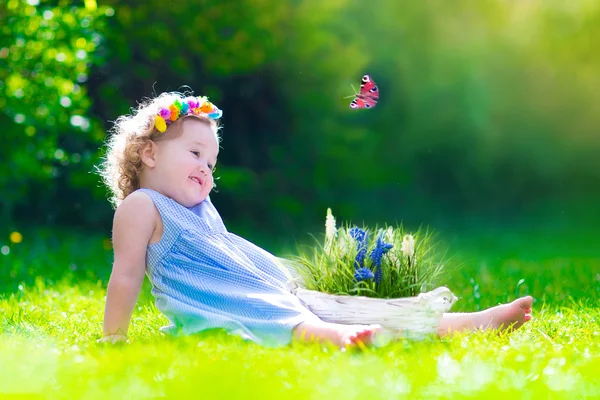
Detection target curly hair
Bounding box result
[98,91,221,208]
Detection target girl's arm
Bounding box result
[101,191,157,340]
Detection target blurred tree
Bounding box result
[0,0,111,225]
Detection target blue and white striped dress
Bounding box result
[138,188,318,347]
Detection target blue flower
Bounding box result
[354,267,374,282]
[349,227,367,242]
[349,227,369,270]
[370,233,394,284]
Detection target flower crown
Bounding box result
[154,96,223,133]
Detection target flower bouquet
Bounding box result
[290,209,458,343]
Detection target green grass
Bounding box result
[1,224,599,398]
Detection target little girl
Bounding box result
[99,91,533,348]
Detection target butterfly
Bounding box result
[346,74,379,109]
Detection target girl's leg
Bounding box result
[292,296,533,347]
[438,296,533,336]
[293,320,380,348]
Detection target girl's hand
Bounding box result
[98,334,128,344]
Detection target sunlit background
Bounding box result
[2,0,599,249]
[2,2,600,396]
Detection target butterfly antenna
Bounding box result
[342,84,360,99]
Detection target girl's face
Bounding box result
[148,118,219,207]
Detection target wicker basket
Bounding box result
[293,286,458,344]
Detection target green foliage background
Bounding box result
[2,0,599,241]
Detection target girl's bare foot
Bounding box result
[293,320,380,349]
[481,295,533,331]
[438,296,533,336]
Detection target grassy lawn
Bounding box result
[1,224,599,398]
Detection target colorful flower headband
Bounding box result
[154,96,223,133]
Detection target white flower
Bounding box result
[401,234,415,259]
[386,250,400,265]
[384,226,394,242]
[324,208,337,253]
[384,227,400,264]
[325,208,336,241]
[337,229,351,258]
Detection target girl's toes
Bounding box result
[360,325,379,336]
[354,327,377,344]
[354,331,369,343]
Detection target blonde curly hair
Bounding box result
[98,91,221,208]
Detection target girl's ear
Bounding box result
[140,140,157,168]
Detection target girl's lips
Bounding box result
[189,176,203,185]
